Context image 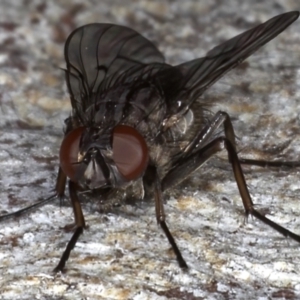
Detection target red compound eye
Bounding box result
[59,126,86,182]
[112,125,149,181]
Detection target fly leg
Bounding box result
[239,157,300,168]
[154,170,188,268]
[0,152,68,221]
[162,113,300,246]
[165,110,300,188]
[163,110,236,189]
[182,110,236,158]
[53,180,86,272]
[55,119,77,202]
[55,167,67,201]
[0,170,65,221]
[183,110,300,170]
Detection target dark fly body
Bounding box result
[1,11,300,272]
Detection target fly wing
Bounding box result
[174,11,299,110]
[64,23,165,113]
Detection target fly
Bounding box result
[1,11,300,272]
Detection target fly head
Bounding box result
[59,123,149,190]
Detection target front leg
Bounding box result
[54,180,86,272]
[154,170,188,268]
[55,167,67,202]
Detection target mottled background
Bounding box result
[1,0,300,299]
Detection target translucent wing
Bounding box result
[171,11,299,111]
[64,23,165,113]
[64,12,299,122]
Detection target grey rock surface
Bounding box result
[1,0,300,299]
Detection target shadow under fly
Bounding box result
[1,11,300,272]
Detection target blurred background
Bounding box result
[1,1,300,299]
